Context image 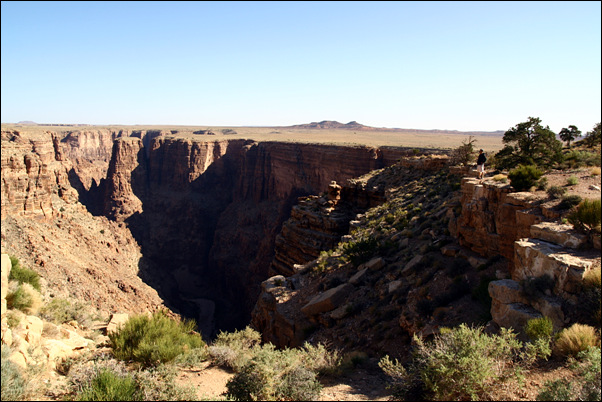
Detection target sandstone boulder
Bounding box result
[401,254,423,274]
[490,300,541,334]
[530,222,588,249]
[514,238,596,297]
[488,279,528,305]
[360,257,385,271]
[349,268,368,285]
[301,283,353,316]
[106,313,129,334]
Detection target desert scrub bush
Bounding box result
[226,344,322,401]
[562,149,601,168]
[6,282,42,314]
[566,175,579,186]
[554,323,600,358]
[209,326,262,371]
[557,194,583,211]
[546,185,567,199]
[523,316,554,363]
[378,355,417,401]
[536,346,601,401]
[300,342,342,376]
[134,364,197,401]
[568,198,601,234]
[574,266,601,327]
[172,346,209,368]
[584,265,602,290]
[341,236,380,266]
[411,324,523,401]
[68,350,196,401]
[508,164,543,191]
[492,174,508,183]
[536,176,548,190]
[109,310,205,367]
[591,166,601,176]
[1,345,29,401]
[9,256,41,291]
[74,368,140,401]
[525,316,554,341]
[39,297,91,326]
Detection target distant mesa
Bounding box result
[17,121,38,125]
[193,129,216,135]
[285,120,504,136]
[287,120,376,130]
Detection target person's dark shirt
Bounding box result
[477,153,487,165]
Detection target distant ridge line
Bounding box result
[282,120,504,135]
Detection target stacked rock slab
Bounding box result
[489,222,598,333]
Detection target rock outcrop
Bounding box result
[1,128,168,318]
[455,178,600,334]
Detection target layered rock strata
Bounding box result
[455,178,600,333]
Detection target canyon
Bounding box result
[1,125,600,400]
[1,126,433,337]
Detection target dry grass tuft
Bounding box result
[554,323,600,358]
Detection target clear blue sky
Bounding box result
[1,1,600,133]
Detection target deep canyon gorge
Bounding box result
[1,127,431,338]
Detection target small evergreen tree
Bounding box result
[495,117,563,169]
[582,122,601,147]
[559,125,581,149]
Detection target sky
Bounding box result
[1,1,600,133]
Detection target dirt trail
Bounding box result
[175,360,391,401]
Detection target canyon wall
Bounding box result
[1,126,450,336]
[455,177,600,333]
[101,137,410,332]
[1,129,167,317]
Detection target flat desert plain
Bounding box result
[1,124,505,152]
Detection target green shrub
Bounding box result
[411,324,523,401]
[523,317,554,363]
[566,175,579,186]
[209,326,262,372]
[6,283,42,314]
[525,316,554,341]
[75,368,140,401]
[574,346,601,401]
[537,346,601,401]
[568,198,601,234]
[537,379,574,401]
[341,236,380,266]
[536,176,548,190]
[39,297,90,326]
[557,194,583,211]
[554,323,600,358]
[300,342,342,376]
[562,150,601,168]
[226,344,322,401]
[547,185,567,199]
[378,355,413,400]
[109,311,205,367]
[508,165,543,191]
[172,347,209,368]
[134,364,197,401]
[1,345,28,401]
[9,256,41,291]
[492,174,508,183]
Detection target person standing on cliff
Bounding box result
[477,149,487,181]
